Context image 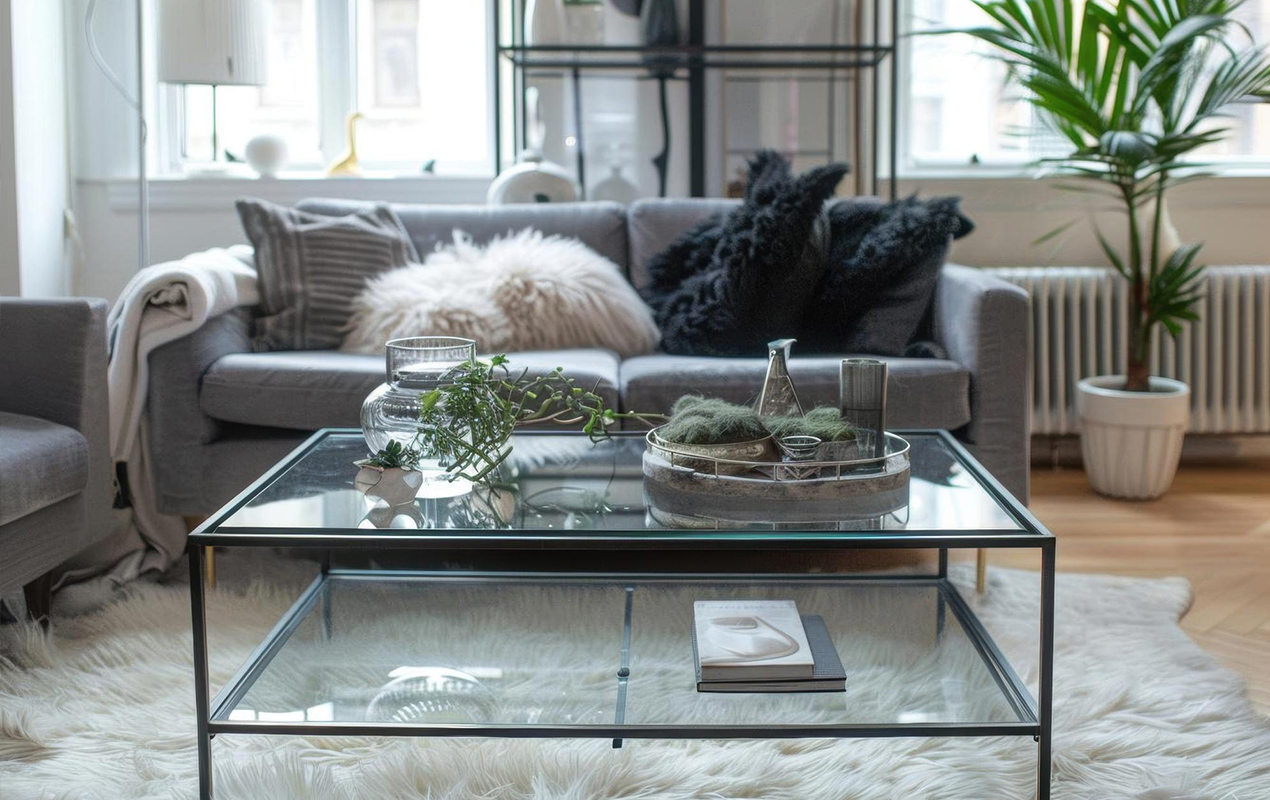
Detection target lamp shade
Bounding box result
[157,0,268,86]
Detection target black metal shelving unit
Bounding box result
[492,0,899,199]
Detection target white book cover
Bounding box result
[693,600,814,681]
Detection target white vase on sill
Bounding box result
[525,0,565,46]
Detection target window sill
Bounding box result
[94,172,493,212]
[898,164,1270,181]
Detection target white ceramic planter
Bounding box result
[1077,375,1190,500]
[354,465,424,507]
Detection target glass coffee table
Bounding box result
[188,429,1054,799]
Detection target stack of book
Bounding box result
[691,599,846,693]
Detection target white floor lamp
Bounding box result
[84,0,267,273]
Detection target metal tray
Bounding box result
[643,430,911,523]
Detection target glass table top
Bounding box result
[224,575,1028,731]
[199,430,1037,545]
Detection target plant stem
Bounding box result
[1123,180,1150,392]
[1150,173,1166,285]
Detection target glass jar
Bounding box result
[360,336,477,465]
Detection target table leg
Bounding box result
[320,551,332,641]
[189,546,214,799]
[205,546,217,590]
[976,549,987,593]
[1036,540,1055,800]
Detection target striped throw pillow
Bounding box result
[237,198,420,351]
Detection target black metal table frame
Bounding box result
[187,429,1054,800]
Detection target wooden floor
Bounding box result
[991,460,1270,716]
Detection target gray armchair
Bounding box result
[0,298,111,622]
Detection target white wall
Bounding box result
[0,0,71,298]
[0,0,19,296]
[11,0,69,297]
[924,175,1270,268]
[72,169,1270,304]
[73,174,490,301]
[69,0,141,181]
[0,0,71,299]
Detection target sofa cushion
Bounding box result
[0,412,89,527]
[296,199,632,280]
[619,355,971,430]
[200,349,624,432]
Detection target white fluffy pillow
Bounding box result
[342,228,661,357]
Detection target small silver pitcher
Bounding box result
[755,338,804,417]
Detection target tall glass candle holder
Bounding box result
[839,358,888,460]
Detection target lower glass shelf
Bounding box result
[214,573,1035,738]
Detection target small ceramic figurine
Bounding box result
[327,112,364,176]
[245,134,287,178]
[354,460,423,507]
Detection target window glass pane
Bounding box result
[906,0,1059,167]
[1196,0,1270,160]
[355,0,490,172]
[183,0,321,167]
[905,0,1270,168]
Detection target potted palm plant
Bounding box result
[952,0,1270,498]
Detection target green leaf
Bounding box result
[1031,217,1081,246]
[420,389,442,416]
[1093,225,1129,279]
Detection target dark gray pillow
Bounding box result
[237,197,420,351]
[641,151,849,356]
[798,196,974,355]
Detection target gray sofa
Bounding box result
[146,199,1030,515]
[1,299,112,620]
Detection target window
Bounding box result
[354,0,489,171]
[181,0,322,166]
[903,0,1270,171]
[1200,1,1270,159]
[171,0,490,175]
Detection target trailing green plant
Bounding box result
[359,439,423,470]
[942,0,1270,391]
[412,354,667,489]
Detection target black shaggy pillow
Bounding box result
[643,150,849,356]
[797,195,974,355]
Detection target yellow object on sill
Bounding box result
[326,111,364,176]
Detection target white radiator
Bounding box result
[987,266,1270,436]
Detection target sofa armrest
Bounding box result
[935,264,1030,502]
[146,308,254,512]
[0,297,112,535]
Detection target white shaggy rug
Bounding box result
[1,556,1267,800]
